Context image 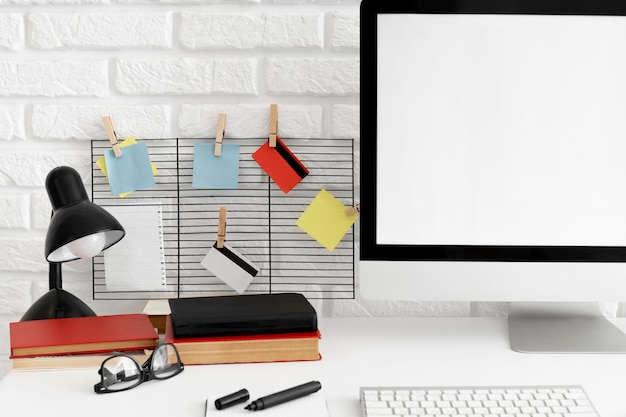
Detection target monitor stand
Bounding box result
[508,302,626,353]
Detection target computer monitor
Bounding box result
[359,0,626,353]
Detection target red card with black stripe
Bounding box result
[252,137,309,193]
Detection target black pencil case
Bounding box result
[168,293,318,338]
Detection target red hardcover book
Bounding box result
[164,316,321,365]
[9,314,158,358]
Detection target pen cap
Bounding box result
[214,388,250,410]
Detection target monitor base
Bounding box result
[508,302,626,353]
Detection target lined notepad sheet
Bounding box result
[102,205,166,291]
[205,395,329,417]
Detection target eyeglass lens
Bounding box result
[101,356,142,392]
[151,343,182,379]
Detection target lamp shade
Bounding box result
[44,166,125,263]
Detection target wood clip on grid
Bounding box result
[346,204,360,216]
[269,104,278,148]
[217,206,227,248]
[102,115,122,157]
[214,113,227,157]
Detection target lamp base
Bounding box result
[20,288,96,321]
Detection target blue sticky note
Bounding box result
[104,142,156,195]
[192,143,240,189]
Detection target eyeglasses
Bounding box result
[94,342,184,394]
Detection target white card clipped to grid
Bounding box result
[201,206,259,294]
[103,204,166,291]
[201,242,260,294]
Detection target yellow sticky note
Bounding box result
[97,136,158,198]
[296,189,358,251]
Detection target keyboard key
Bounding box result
[365,408,394,415]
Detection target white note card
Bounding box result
[201,243,259,294]
[205,395,329,417]
[103,205,166,291]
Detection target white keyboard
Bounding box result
[360,385,600,417]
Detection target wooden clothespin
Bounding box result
[214,113,227,157]
[217,206,227,248]
[269,104,278,148]
[102,115,122,157]
[346,203,360,216]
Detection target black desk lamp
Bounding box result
[20,166,125,321]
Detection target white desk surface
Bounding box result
[1,317,626,417]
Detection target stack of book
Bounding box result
[165,293,321,365]
[9,314,158,370]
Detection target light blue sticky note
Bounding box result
[192,143,240,189]
[104,141,156,195]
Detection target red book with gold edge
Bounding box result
[9,314,158,358]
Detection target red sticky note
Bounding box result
[252,137,309,193]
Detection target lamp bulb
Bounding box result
[67,233,106,259]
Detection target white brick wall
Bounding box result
[29,12,173,49]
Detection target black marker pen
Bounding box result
[245,381,322,411]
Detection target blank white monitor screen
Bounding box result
[359,1,626,304]
[378,14,626,248]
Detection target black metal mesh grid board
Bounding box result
[91,137,355,300]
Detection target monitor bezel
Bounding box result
[360,0,626,263]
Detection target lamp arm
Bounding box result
[49,262,62,290]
